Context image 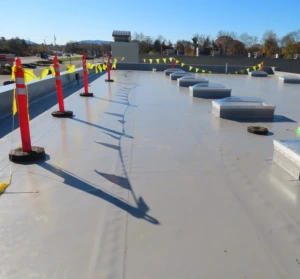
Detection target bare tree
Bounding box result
[281,30,300,47]
[193,33,206,47]
[157,34,166,44]
[239,32,258,49]
[261,30,279,57]
[217,30,238,40]
[132,32,145,42]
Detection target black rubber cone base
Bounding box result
[80,93,94,97]
[247,126,269,135]
[105,79,114,82]
[51,110,73,118]
[9,146,45,163]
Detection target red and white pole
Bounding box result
[105,53,114,82]
[80,54,93,97]
[172,57,174,69]
[54,55,65,112]
[15,58,31,152]
[54,55,64,112]
[51,56,73,117]
[9,58,45,162]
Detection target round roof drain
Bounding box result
[247,126,269,135]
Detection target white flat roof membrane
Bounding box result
[1,70,300,279]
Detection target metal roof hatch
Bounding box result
[112,30,131,42]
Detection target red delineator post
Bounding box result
[9,58,45,162]
[80,54,93,97]
[51,56,73,117]
[105,53,114,82]
[172,57,174,69]
[262,61,265,72]
[54,56,64,112]
[15,58,31,152]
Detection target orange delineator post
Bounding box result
[51,56,73,117]
[54,56,65,112]
[15,58,32,152]
[83,54,89,94]
[107,54,111,80]
[80,54,93,97]
[105,53,114,82]
[262,61,265,72]
[172,57,174,69]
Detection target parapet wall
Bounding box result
[112,63,274,74]
[140,54,300,74]
[0,67,99,118]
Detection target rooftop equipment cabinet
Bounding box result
[110,30,138,63]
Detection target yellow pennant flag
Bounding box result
[195,68,199,73]
[189,66,193,71]
[156,59,160,64]
[169,58,173,62]
[253,66,256,70]
[10,65,16,81]
[181,63,185,67]
[121,57,125,61]
[40,68,50,79]
[258,63,262,70]
[98,64,103,73]
[66,64,76,73]
[202,70,206,73]
[143,59,146,63]
[12,88,17,116]
[49,65,56,77]
[209,71,212,74]
[246,68,250,73]
[241,70,244,74]
[163,58,166,63]
[149,59,153,64]
[102,64,107,70]
[87,63,95,70]
[0,175,12,195]
[24,69,38,83]
[175,60,179,64]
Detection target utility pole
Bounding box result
[54,35,56,54]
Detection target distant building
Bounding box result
[0,54,15,66]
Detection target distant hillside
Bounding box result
[25,40,39,45]
[77,40,110,45]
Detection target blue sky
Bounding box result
[1,0,300,45]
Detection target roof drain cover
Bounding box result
[247,126,269,135]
